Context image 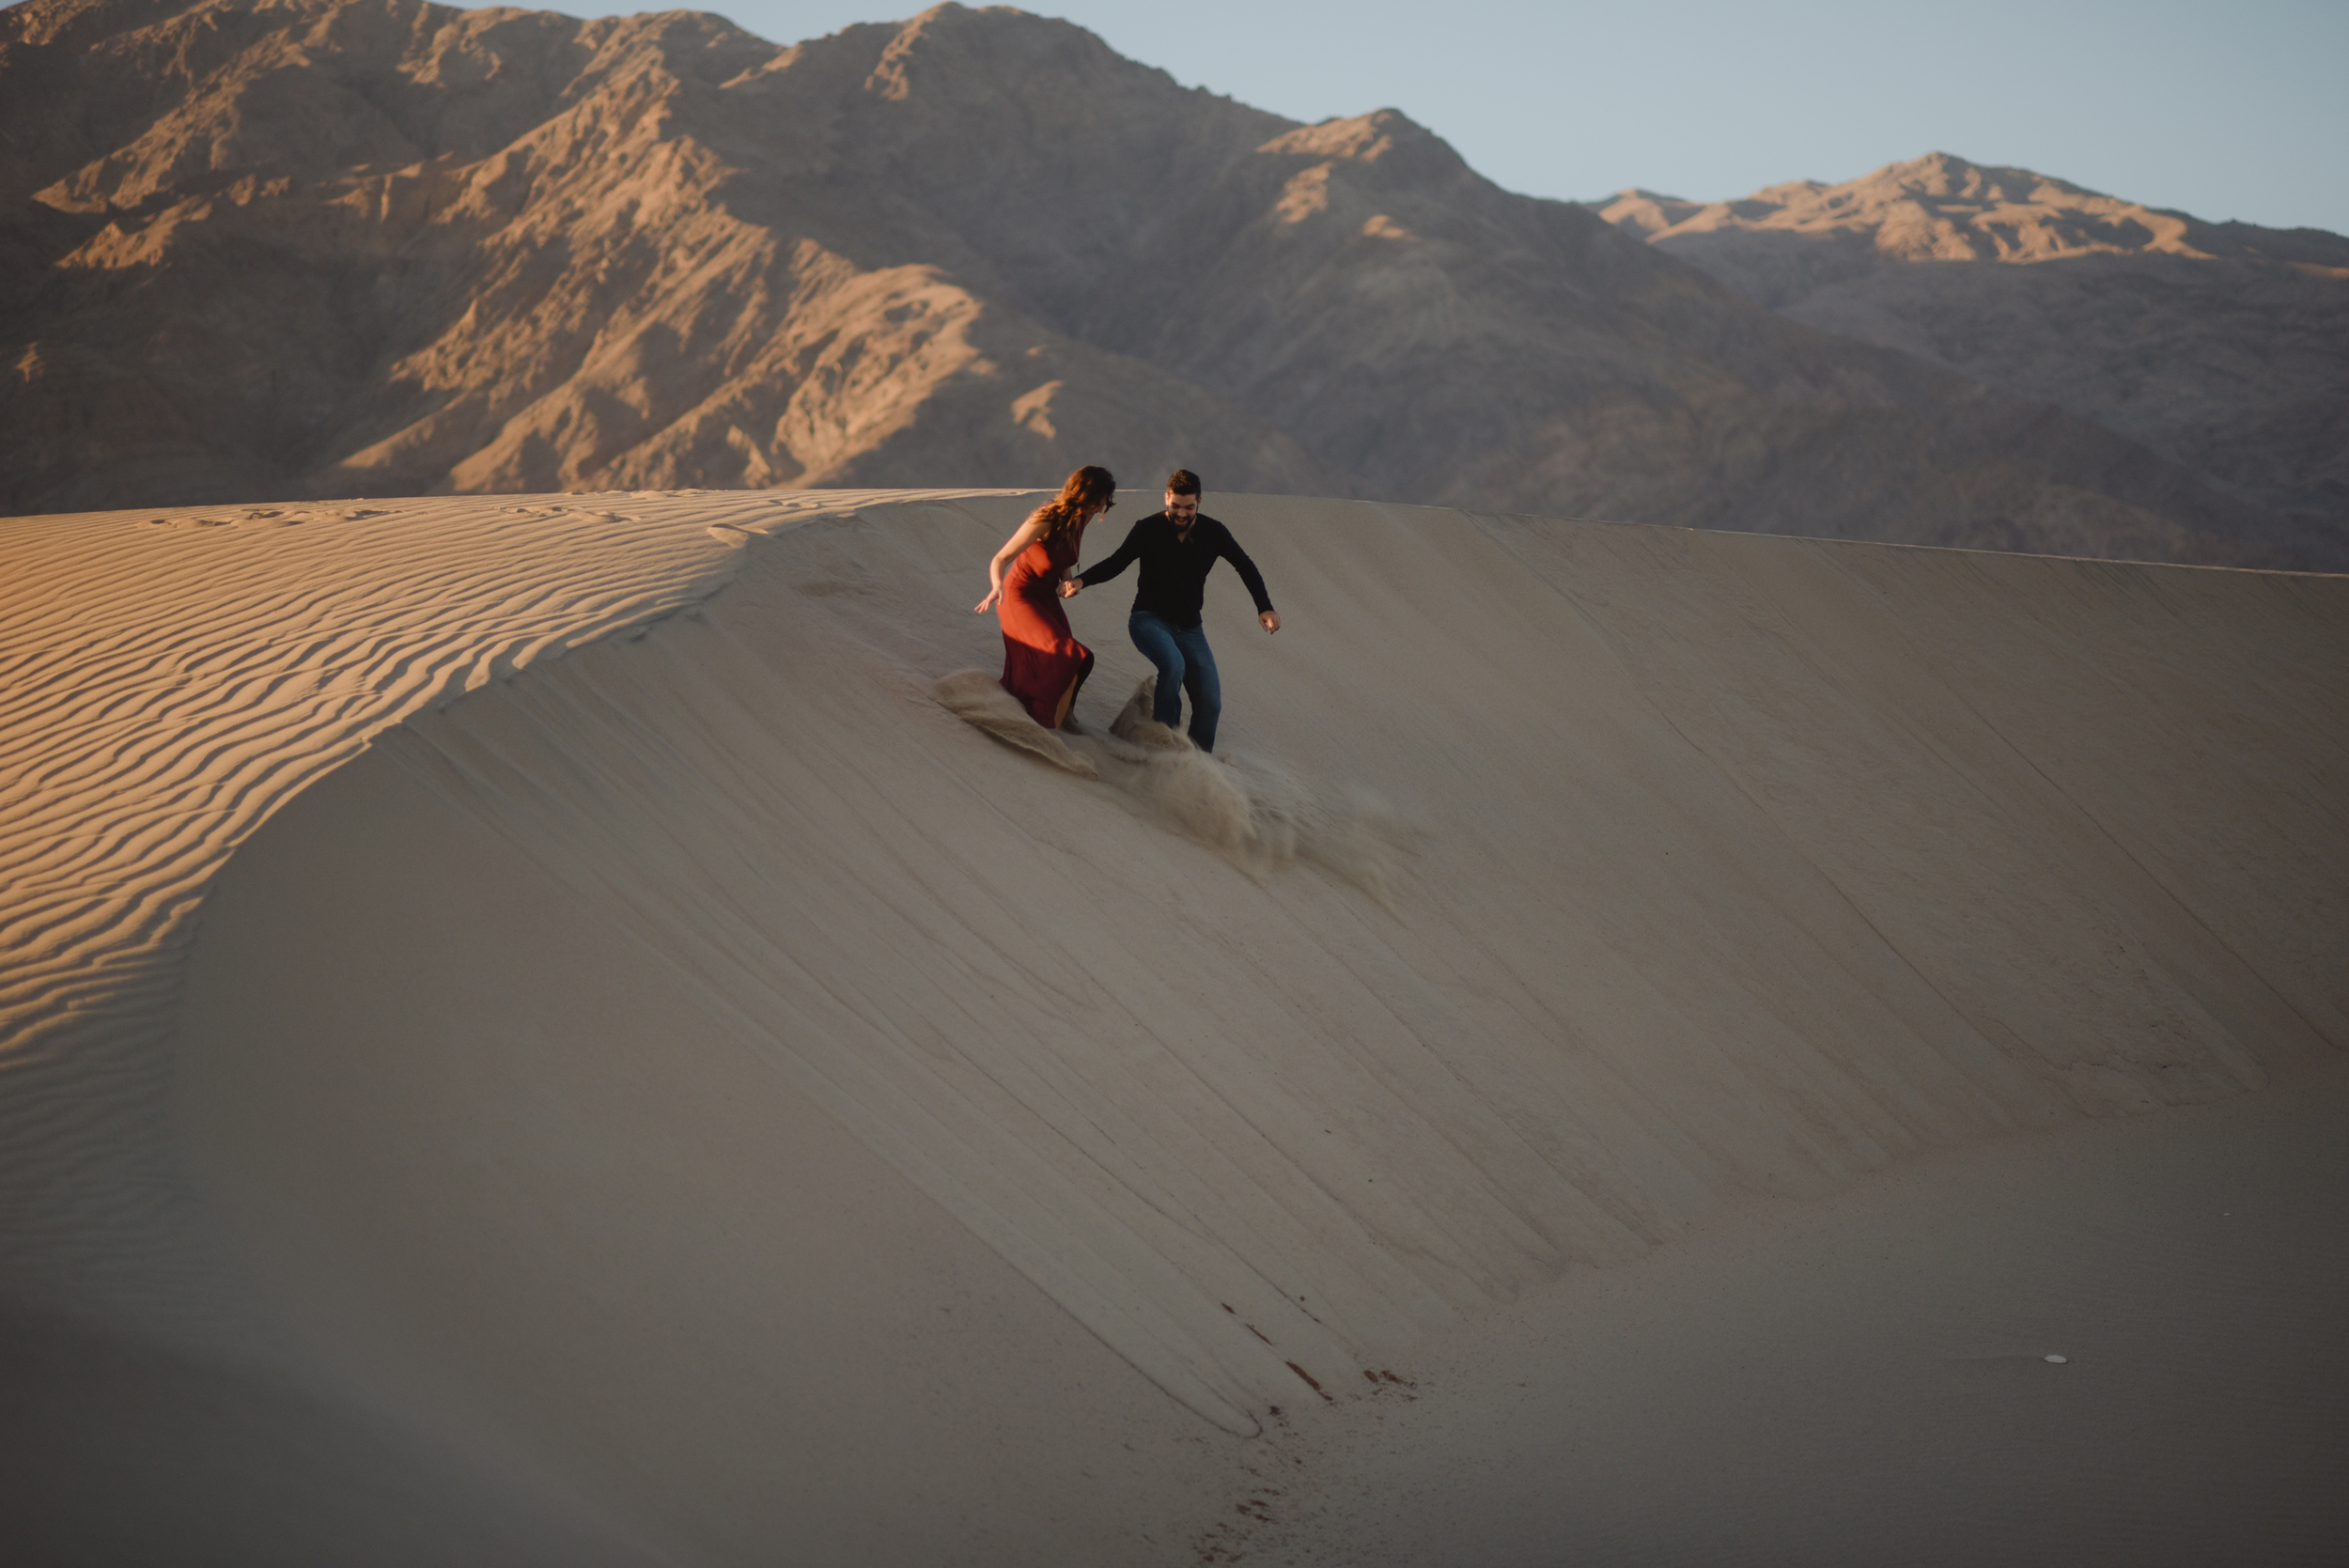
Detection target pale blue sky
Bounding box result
[516,1,2348,234]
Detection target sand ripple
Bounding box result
[0,488,1001,1328]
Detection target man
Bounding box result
[1061,469,1279,753]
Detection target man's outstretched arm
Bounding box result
[1218,527,1281,632]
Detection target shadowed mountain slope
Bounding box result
[1,3,2328,567]
[1593,154,2349,550]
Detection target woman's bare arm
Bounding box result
[973,515,1047,613]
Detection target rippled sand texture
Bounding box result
[4,489,2343,1563]
[0,488,998,1329]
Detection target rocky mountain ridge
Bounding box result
[1592,153,2349,536]
[2,1,2331,568]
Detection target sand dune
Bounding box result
[0,486,986,1339]
[2,489,2343,1561]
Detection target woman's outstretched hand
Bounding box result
[977,513,1047,614]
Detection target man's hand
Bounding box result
[1058,577,1082,598]
[1260,611,1281,634]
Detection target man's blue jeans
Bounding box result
[1128,612,1222,752]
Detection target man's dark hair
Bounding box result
[1165,469,1202,497]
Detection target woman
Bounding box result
[973,465,1114,731]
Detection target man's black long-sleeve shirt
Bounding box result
[1076,511,1273,629]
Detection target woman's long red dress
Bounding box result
[997,529,1094,727]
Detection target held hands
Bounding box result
[1260,611,1282,634]
[1058,577,1082,598]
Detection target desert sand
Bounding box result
[2,488,2343,1564]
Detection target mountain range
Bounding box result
[3,0,2340,569]
[1593,154,2349,543]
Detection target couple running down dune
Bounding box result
[974,466,1280,753]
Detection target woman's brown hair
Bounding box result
[1031,465,1115,547]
